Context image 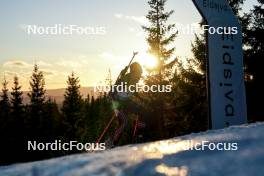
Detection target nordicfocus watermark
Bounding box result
[166,23,238,35]
[28,140,106,151]
[182,140,238,151]
[94,82,172,93]
[22,24,106,35]
[20,23,238,36]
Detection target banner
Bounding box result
[192,0,247,129]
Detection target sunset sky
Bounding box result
[0,0,256,90]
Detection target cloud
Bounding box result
[125,16,148,25]
[114,13,123,19]
[56,60,82,68]
[99,52,115,61]
[2,60,55,73]
[37,61,52,67]
[40,69,56,76]
[3,71,18,76]
[114,13,149,25]
[3,60,32,68]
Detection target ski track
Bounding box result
[1,122,264,176]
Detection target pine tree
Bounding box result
[27,64,46,138]
[28,64,46,112]
[141,0,178,140]
[228,0,245,15]
[6,76,26,164]
[28,64,46,104]
[11,76,23,116]
[249,0,264,53]
[80,94,91,142]
[0,77,10,127]
[143,0,178,78]
[105,69,113,87]
[171,34,208,134]
[0,77,12,165]
[62,72,83,141]
[244,0,264,122]
[10,76,24,134]
[42,98,62,140]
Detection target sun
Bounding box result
[138,53,158,69]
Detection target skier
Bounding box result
[110,62,143,146]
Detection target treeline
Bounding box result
[0,66,114,165]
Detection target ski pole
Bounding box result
[96,113,115,143]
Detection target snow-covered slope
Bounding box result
[1,123,264,176]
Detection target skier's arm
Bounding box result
[109,66,129,99]
[115,66,128,85]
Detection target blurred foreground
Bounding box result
[1,122,264,176]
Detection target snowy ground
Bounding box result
[1,123,264,176]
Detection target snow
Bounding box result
[1,122,264,176]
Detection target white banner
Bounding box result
[192,0,247,129]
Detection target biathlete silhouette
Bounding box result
[96,52,146,147]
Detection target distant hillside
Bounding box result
[20,87,95,105]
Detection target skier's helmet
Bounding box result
[130,62,142,76]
